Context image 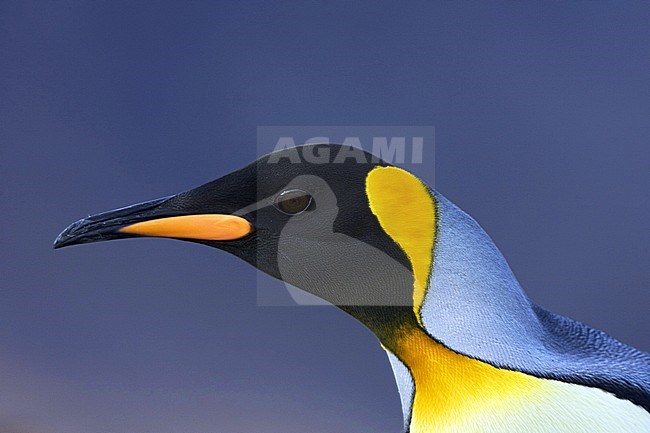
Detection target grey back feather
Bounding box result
[420,192,650,410]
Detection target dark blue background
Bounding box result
[1,2,648,432]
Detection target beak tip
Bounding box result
[53,218,92,250]
[53,227,75,249]
[52,236,68,249]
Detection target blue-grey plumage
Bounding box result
[420,192,649,408]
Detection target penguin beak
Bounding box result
[53,195,252,249]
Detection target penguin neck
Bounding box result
[419,192,541,363]
[382,192,552,431]
[374,192,546,431]
[345,191,547,431]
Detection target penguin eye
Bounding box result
[274,189,313,215]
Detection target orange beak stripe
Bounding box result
[118,214,251,241]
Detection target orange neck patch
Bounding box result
[365,166,436,323]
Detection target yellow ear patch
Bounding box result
[365,166,436,322]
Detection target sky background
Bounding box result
[1,2,649,432]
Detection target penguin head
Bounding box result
[55,144,436,335]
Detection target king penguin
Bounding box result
[54,144,650,432]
